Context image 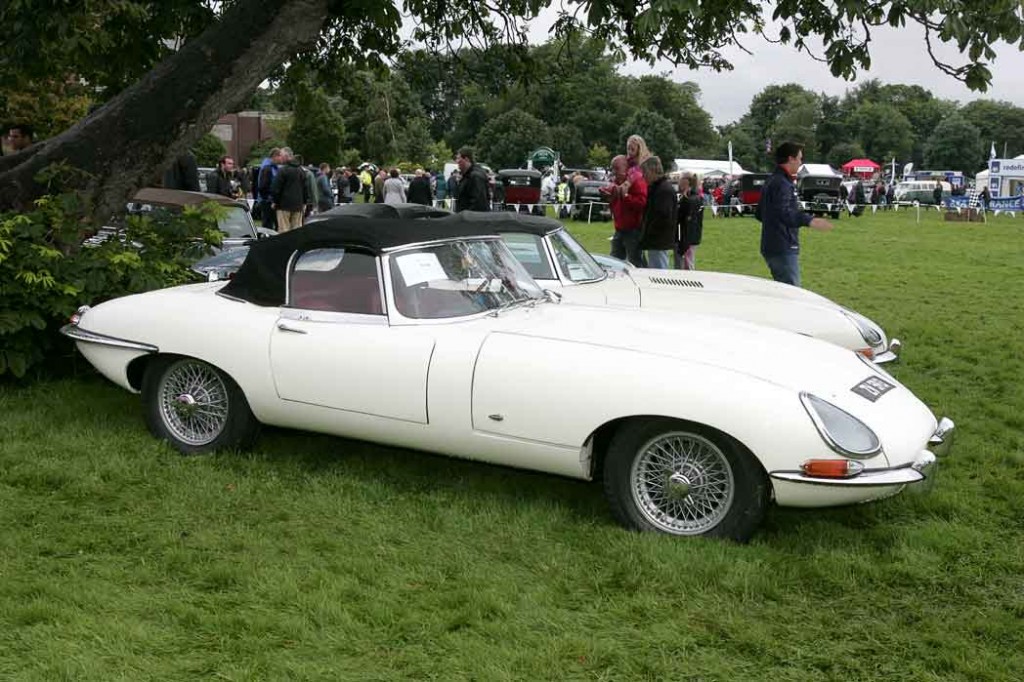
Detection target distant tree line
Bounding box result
[259,39,1023,175]
[6,37,1022,177]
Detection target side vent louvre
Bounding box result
[647,277,704,288]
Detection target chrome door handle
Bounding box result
[277,322,307,334]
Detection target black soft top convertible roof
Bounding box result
[221,212,543,306]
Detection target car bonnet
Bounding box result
[492,304,890,403]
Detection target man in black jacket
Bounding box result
[757,141,833,287]
[454,147,490,212]
[206,156,248,199]
[407,168,433,205]
[270,148,310,232]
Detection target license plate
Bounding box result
[851,376,896,402]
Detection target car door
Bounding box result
[269,247,435,424]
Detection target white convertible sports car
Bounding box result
[472,213,901,363]
[64,214,952,541]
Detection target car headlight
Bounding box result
[842,309,884,347]
[800,392,882,459]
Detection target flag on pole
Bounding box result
[990,142,997,160]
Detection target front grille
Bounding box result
[647,277,704,288]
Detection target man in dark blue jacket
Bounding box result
[757,142,833,287]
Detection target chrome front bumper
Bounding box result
[770,417,954,488]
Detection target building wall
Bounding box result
[211,112,290,166]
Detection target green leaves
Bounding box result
[0,189,221,379]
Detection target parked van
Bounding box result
[894,181,951,205]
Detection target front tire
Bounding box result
[603,419,769,542]
[142,356,260,454]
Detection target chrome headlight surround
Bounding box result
[800,392,882,459]
[842,309,884,348]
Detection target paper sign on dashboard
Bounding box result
[395,252,447,286]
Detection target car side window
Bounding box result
[288,248,383,315]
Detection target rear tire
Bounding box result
[142,356,260,454]
[603,418,769,542]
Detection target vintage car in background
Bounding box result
[571,180,612,221]
[797,174,844,219]
[476,213,901,363]
[730,173,771,215]
[85,188,273,252]
[495,169,545,215]
[63,214,951,541]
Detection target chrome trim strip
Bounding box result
[279,308,389,326]
[60,325,158,353]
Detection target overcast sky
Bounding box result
[522,9,1024,126]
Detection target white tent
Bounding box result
[673,159,748,177]
[799,163,842,177]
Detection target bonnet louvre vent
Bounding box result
[647,277,704,288]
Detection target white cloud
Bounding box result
[520,7,1024,125]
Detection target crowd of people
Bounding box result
[596,134,704,271]
[155,144,496,233]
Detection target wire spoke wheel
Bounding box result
[157,359,230,446]
[630,431,735,535]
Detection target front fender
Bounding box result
[470,332,841,476]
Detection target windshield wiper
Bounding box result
[488,294,536,317]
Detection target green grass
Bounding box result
[2,208,1023,680]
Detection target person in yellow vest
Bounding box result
[359,168,373,202]
[556,176,571,218]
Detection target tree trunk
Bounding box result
[0,0,330,220]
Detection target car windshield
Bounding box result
[389,239,543,319]
[549,229,606,283]
[219,206,257,238]
[500,232,555,280]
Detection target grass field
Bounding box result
[2,208,1023,680]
